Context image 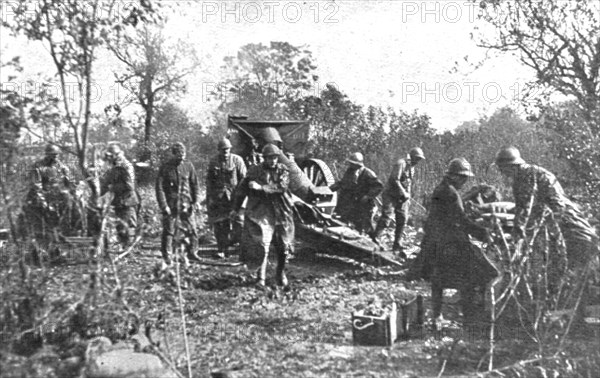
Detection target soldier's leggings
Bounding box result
[114,206,137,246]
[375,193,409,244]
[161,210,197,263]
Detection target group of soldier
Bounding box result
[22,140,599,314]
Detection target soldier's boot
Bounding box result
[161,234,173,266]
[431,272,445,331]
[187,236,200,261]
[256,248,269,288]
[214,221,229,259]
[275,256,288,288]
[392,224,407,259]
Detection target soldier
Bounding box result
[101,143,139,247]
[370,147,425,254]
[206,137,246,258]
[330,152,384,233]
[156,142,200,267]
[232,143,294,288]
[408,158,497,326]
[24,143,73,237]
[494,146,598,267]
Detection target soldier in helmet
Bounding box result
[207,137,247,258]
[408,158,497,326]
[24,143,74,237]
[232,143,294,288]
[156,142,200,268]
[330,152,384,233]
[494,146,598,263]
[100,143,139,247]
[370,147,425,254]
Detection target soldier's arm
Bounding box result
[392,160,409,199]
[236,156,247,182]
[155,165,168,212]
[450,186,489,241]
[513,169,535,236]
[232,166,254,211]
[365,171,384,199]
[189,163,200,205]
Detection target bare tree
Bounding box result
[474,0,600,116]
[2,0,160,173]
[109,20,201,144]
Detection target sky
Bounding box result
[0,0,536,132]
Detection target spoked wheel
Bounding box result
[300,158,335,187]
[299,158,337,214]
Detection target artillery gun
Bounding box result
[227,115,400,267]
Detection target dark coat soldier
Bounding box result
[207,138,247,258]
[409,158,497,326]
[24,144,74,237]
[101,143,139,247]
[156,143,200,267]
[330,152,383,233]
[370,147,425,253]
[233,144,294,288]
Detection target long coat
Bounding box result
[411,177,498,286]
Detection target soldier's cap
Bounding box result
[262,143,281,157]
[346,152,364,166]
[494,146,525,166]
[45,144,60,155]
[171,142,186,153]
[445,157,474,177]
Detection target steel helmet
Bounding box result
[262,143,281,157]
[217,137,232,149]
[171,142,186,153]
[105,143,123,158]
[495,146,525,166]
[45,144,60,155]
[446,158,474,177]
[346,152,364,166]
[409,147,425,161]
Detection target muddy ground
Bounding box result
[2,225,598,378]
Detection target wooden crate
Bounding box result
[352,305,397,346]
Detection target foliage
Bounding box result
[214,42,319,120]
[2,0,160,173]
[131,102,214,186]
[109,16,201,143]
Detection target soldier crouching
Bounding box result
[232,144,294,288]
[155,143,200,267]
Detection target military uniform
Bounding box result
[233,144,294,286]
[206,153,246,253]
[101,155,139,246]
[331,165,383,233]
[512,163,598,267]
[409,159,498,321]
[156,155,200,264]
[24,154,73,237]
[373,156,414,247]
